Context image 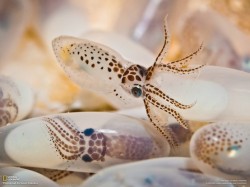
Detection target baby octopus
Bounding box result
[0,87,18,126]
[53,17,205,148]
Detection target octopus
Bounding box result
[44,116,107,163]
[52,17,205,148]
[0,87,18,126]
[44,116,163,163]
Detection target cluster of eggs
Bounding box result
[1,31,250,187]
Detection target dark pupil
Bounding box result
[131,86,142,97]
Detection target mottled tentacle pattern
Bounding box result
[0,87,18,127]
[143,98,179,147]
[141,17,203,148]
[144,84,195,110]
[31,168,73,181]
[44,116,106,163]
[155,43,205,75]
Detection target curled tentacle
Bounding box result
[143,98,179,148]
[145,93,189,130]
[169,43,203,66]
[155,43,205,75]
[144,84,196,109]
[156,64,205,75]
[146,16,170,81]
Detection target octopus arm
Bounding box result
[143,96,179,148]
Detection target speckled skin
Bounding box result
[52,17,204,149]
[32,168,73,181]
[44,116,106,163]
[190,122,250,179]
[105,134,162,160]
[44,116,162,163]
[192,123,247,166]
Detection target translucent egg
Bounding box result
[190,122,250,181]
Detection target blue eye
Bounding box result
[131,85,142,98]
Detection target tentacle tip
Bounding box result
[183,126,188,130]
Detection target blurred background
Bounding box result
[1,0,250,117]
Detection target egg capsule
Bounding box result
[0,112,169,172]
[190,122,250,180]
[81,157,234,187]
[0,76,34,127]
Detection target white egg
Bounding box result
[81,157,234,187]
[1,112,169,172]
[0,76,34,127]
[190,122,250,181]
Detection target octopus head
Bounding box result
[120,64,147,98]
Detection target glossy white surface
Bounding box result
[190,122,250,180]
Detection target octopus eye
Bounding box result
[131,85,142,98]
